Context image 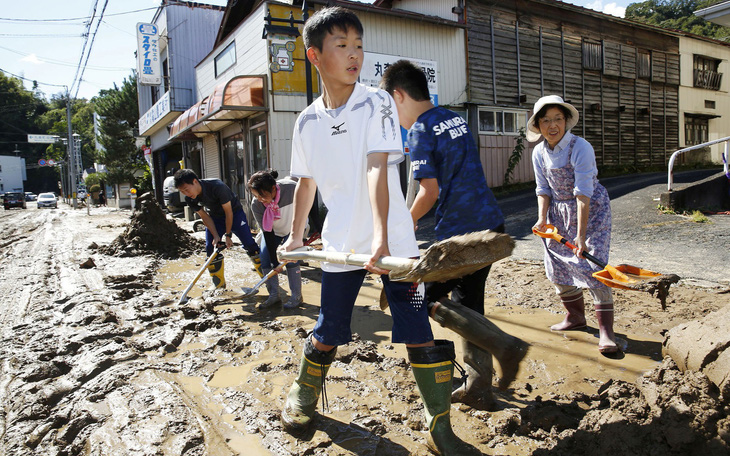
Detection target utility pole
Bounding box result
[66,88,77,209]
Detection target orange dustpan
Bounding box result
[531,224,662,290]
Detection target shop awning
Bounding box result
[168,75,267,141]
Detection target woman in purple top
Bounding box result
[529,95,617,354]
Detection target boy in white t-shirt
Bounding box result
[280,6,480,455]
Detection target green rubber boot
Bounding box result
[281,337,337,433]
[408,340,483,456]
[207,254,226,290]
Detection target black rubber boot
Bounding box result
[452,339,494,411]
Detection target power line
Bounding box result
[72,0,110,99]
[0,7,157,23]
[0,67,68,88]
[0,33,82,38]
[69,0,100,98]
[0,45,130,71]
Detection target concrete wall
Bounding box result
[660,171,730,210]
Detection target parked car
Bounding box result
[37,192,58,209]
[3,192,26,210]
[163,175,184,213]
[24,192,37,201]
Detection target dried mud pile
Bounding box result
[99,194,202,259]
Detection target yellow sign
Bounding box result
[131,188,137,194]
[267,4,319,96]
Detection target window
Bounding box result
[685,115,708,146]
[637,51,651,79]
[162,58,169,93]
[478,109,527,135]
[693,55,722,90]
[215,41,236,77]
[705,100,716,109]
[582,41,602,71]
[151,85,159,105]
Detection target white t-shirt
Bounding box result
[291,83,419,272]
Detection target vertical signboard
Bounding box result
[137,23,161,86]
[266,5,318,96]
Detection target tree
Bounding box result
[0,72,61,193]
[93,73,149,189]
[626,0,730,41]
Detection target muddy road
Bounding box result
[0,204,728,455]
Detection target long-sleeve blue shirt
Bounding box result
[532,132,599,199]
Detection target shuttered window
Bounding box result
[637,51,651,79]
[582,41,602,70]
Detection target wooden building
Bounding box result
[465,0,682,186]
[378,0,684,186]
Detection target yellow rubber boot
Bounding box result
[207,255,226,290]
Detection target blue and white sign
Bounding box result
[359,52,438,106]
[139,91,171,134]
[136,22,162,86]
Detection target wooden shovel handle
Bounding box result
[532,224,607,269]
[278,248,416,273]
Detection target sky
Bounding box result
[0,0,631,102]
[0,0,228,101]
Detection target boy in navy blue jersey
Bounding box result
[174,169,262,289]
[382,60,527,411]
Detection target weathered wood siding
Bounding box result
[467,0,681,184]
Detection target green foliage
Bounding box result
[93,73,146,185]
[84,172,105,189]
[503,128,526,186]
[626,0,730,41]
[689,210,710,222]
[89,184,101,193]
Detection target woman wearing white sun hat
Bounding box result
[528,95,617,354]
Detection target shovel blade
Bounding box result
[241,286,260,298]
[592,264,662,290]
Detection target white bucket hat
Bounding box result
[526,95,580,143]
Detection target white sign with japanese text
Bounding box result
[359,52,438,106]
[136,22,162,86]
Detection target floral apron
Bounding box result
[541,136,612,289]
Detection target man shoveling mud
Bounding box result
[382,60,529,410]
[174,169,262,290]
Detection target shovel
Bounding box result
[532,224,679,309]
[277,230,515,283]
[178,244,225,305]
[241,232,321,298]
[241,262,286,298]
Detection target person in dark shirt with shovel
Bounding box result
[382,60,528,411]
[174,169,261,290]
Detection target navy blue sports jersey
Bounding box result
[408,106,504,240]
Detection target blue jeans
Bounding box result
[205,209,259,256]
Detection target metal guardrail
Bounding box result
[667,135,730,190]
